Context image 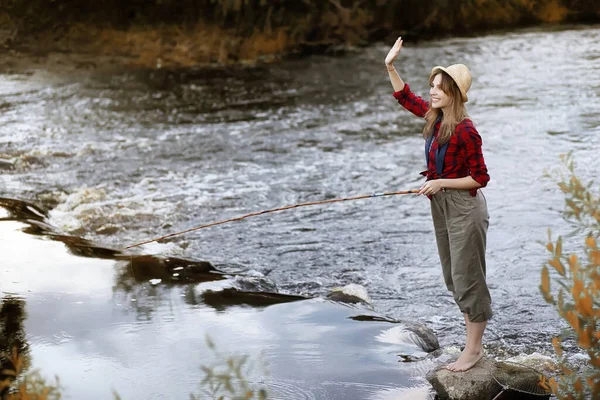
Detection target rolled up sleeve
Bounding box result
[393,83,429,118]
[461,124,490,188]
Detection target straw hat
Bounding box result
[431,64,472,103]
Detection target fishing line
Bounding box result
[126,189,419,249]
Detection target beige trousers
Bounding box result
[430,189,492,322]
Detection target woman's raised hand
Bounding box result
[385,37,403,67]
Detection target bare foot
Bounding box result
[445,348,483,372]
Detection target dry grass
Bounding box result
[540,153,600,398]
[46,23,292,68]
[1,349,61,400]
[536,0,570,23]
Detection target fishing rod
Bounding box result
[126,189,420,249]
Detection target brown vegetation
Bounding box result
[540,154,600,398]
[0,350,61,400]
[58,23,292,67]
[0,0,599,68]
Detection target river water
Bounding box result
[1,24,599,398]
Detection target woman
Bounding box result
[385,37,492,372]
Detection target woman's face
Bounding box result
[429,74,451,109]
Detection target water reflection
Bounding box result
[1,196,309,317]
[113,256,225,318]
[1,198,432,399]
[0,296,29,396]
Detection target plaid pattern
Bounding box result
[393,84,490,196]
[393,83,429,117]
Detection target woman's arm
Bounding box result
[385,37,405,92]
[386,38,429,118]
[387,68,405,92]
[461,122,490,188]
[419,174,481,196]
[419,122,489,196]
[438,176,481,190]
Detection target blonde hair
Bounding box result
[423,71,468,144]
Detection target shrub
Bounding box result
[540,153,600,398]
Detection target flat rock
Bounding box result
[426,357,552,400]
[427,357,499,400]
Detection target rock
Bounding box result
[406,323,440,353]
[426,357,500,400]
[426,357,552,400]
[327,283,373,307]
[201,288,307,311]
[506,352,559,376]
[376,324,440,354]
[232,274,278,293]
[0,158,14,170]
[492,361,552,399]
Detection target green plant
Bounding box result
[193,335,268,400]
[540,153,600,398]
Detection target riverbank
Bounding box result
[2,22,600,79]
[1,0,599,69]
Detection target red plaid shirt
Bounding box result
[393,83,490,196]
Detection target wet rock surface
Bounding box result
[426,358,552,400]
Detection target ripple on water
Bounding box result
[267,379,320,400]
